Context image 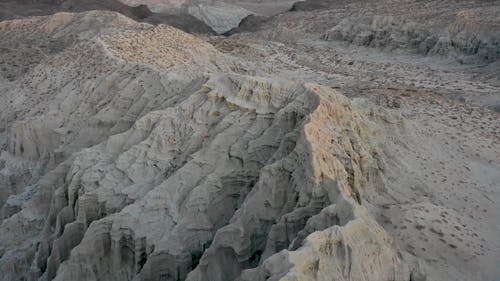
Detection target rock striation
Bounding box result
[187,3,254,34]
[0,2,499,281]
[0,11,415,281]
[229,0,500,63]
[323,9,500,63]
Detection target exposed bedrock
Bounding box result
[186,3,254,34]
[2,6,497,281]
[45,75,412,281]
[0,13,233,280]
[323,10,500,63]
[240,211,410,281]
[186,81,409,281]
[0,11,228,207]
[0,56,414,279]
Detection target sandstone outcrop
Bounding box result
[323,9,500,63]
[0,11,414,281]
[229,0,500,63]
[187,3,253,33]
[0,1,499,281]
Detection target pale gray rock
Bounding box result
[0,3,499,281]
[323,10,500,63]
[187,3,254,34]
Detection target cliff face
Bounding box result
[230,0,500,64]
[46,74,411,281]
[0,11,412,281]
[322,8,500,64]
[0,2,499,281]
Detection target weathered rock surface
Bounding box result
[187,3,253,33]
[0,11,414,281]
[0,0,216,34]
[229,0,500,63]
[0,13,227,280]
[0,1,499,281]
[323,9,500,63]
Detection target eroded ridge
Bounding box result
[0,7,498,281]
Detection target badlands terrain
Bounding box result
[0,0,499,281]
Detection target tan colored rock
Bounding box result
[0,3,499,281]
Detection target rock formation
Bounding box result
[0,1,499,281]
[0,0,216,34]
[187,3,253,33]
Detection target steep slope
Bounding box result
[49,75,412,281]
[0,6,499,281]
[187,3,253,33]
[0,8,228,238]
[229,0,500,64]
[0,11,413,281]
[218,1,500,111]
[0,10,231,280]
